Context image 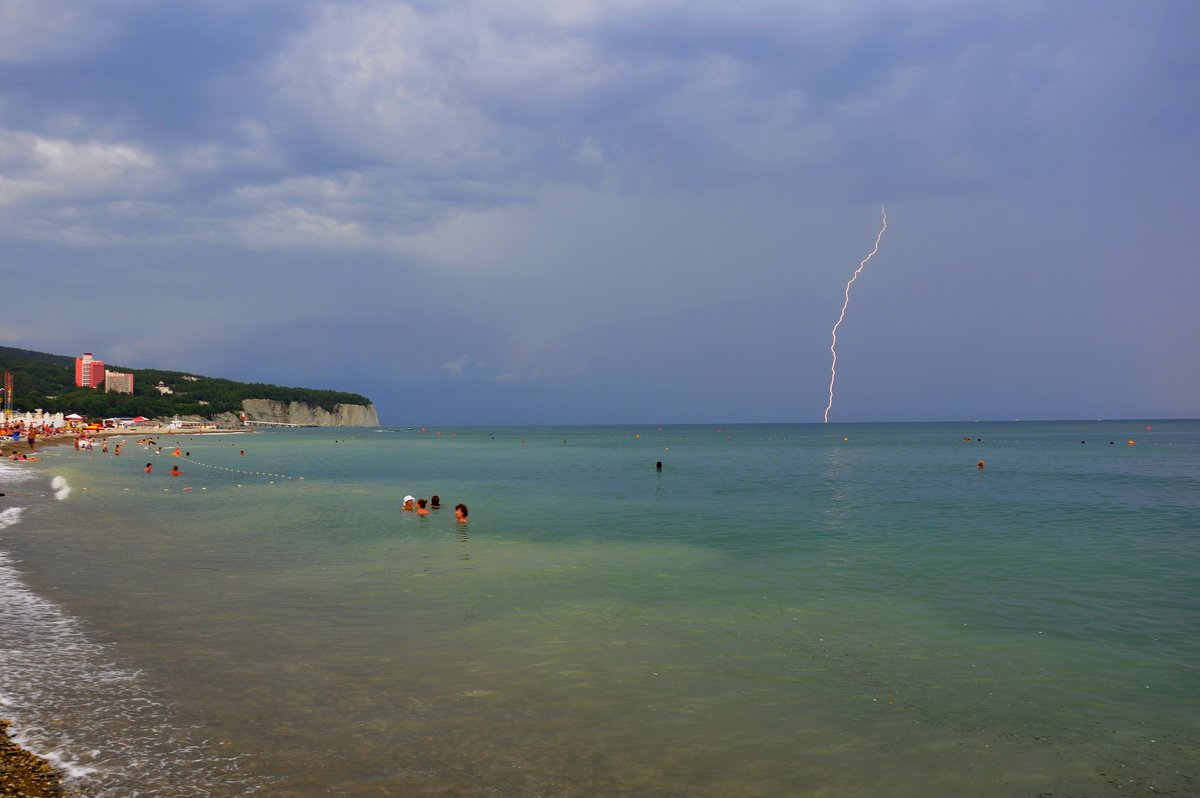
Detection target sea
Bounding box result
[1,421,1197,797]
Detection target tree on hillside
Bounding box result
[0,346,371,419]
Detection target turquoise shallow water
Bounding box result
[1,421,1198,796]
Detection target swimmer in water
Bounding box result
[170,465,182,477]
[416,498,429,516]
[145,463,153,473]
[977,460,985,470]
[430,495,441,509]
[455,503,469,523]
[402,495,415,511]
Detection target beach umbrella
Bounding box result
[65,413,84,420]
[131,416,149,422]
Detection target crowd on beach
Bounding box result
[2,418,138,455]
[2,421,129,460]
[1,419,52,460]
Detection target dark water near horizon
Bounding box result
[2,421,1198,797]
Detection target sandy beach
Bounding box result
[1,425,249,455]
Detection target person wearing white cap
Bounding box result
[402,495,415,511]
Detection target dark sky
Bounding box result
[2,1,1197,425]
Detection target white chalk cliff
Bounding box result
[208,399,379,427]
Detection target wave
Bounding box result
[0,512,263,796]
[0,459,36,485]
[49,475,71,500]
[0,506,23,530]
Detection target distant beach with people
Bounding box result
[2,419,259,792]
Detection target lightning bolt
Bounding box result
[824,205,888,423]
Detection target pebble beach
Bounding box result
[1,720,68,798]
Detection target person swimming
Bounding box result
[455,503,469,523]
[402,495,415,511]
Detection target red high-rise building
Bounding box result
[75,352,106,388]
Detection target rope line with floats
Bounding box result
[180,458,303,480]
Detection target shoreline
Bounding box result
[0,720,69,797]
[0,425,253,795]
[1,425,252,455]
[0,460,71,796]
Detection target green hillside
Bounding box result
[0,345,372,419]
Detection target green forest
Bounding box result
[0,345,372,420]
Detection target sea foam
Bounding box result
[0,512,261,796]
[0,506,23,530]
[50,475,71,500]
[0,459,35,484]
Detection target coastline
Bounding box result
[0,457,68,796]
[1,425,251,455]
[0,423,252,796]
[0,720,68,797]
